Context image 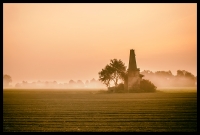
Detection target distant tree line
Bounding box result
[3,75,105,89]
[3,69,196,90]
[140,70,197,87]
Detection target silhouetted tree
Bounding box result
[183,70,195,79]
[177,70,185,77]
[110,59,126,87]
[99,65,114,88]
[98,59,126,92]
[175,70,196,87]
[3,74,12,87]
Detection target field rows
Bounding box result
[3,90,197,132]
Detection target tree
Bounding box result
[110,59,126,87]
[98,65,114,88]
[69,80,76,88]
[3,74,12,87]
[153,70,174,87]
[155,71,173,79]
[176,70,185,77]
[98,59,126,92]
[184,70,195,79]
[77,80,84,88]
[175,70,196,87]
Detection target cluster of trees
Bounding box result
[3,75,105,89]
[98,59,196,93]
[98,59,157,93]
[141,70,197,87]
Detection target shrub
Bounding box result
[140,79,157,92]
[108,83,125,93]
[115,83,125,93]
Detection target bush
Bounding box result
[140,79,157,92]
[107,80,156,93]
[115,83,125,93]
[108,83,125,93]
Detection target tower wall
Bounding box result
[128,70,141,90]
[127,49,141,91]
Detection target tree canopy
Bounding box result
[98,59,126,90]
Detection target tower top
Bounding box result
[128,49,137,71]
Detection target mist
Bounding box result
[140,70,197,90]
[4,78,106,90]
[4,69,196,91]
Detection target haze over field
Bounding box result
[3,3,197,86]
[3,4,197,132]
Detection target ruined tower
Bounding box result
[127,49,143,91]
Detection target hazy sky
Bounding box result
[3,3,197,85]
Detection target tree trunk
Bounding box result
[114,81,118,93]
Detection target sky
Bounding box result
[3,3,197,86]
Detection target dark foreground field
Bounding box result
[3,89,197,132]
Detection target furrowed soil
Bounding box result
[3,89,197,132]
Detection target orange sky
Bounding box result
[3,3,197,85]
